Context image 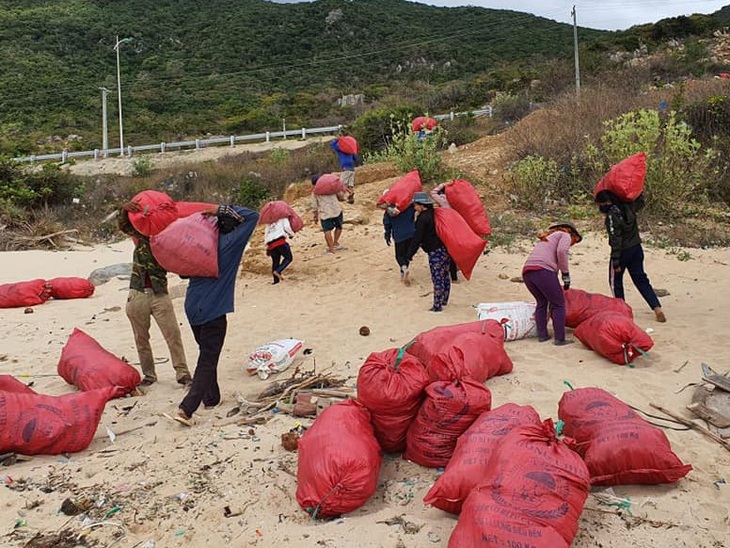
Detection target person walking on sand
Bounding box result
[265,215,295,284]
[118,201,192,388]
[430,183,460,283]
[383,202,416,285]
[176,204,259,426]
[407,192,450,312]
[331,135,357,204]
[310,174,347,254]
[522,222,582,346]
[595,190,666,322]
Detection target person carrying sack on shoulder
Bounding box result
[118,201,192,388]
[595,190,666,323]
[406,192,450,312]
[265,216,295,284]
[522,222,582,346]
[310,174,347,254]
[331,136,357,204]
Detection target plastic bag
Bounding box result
[246,338,304,380]
[150,212,219,278]
[426,331,513,383]
[477,301,537,341]
[564,288,633,328]
[575,311,654,365]
[406,319,504,365]
[258,200,304,233]
[49,277,95,300]
[313,173,347,195]
[434,207,486,280]
[127,190,179,236]
[0,279,52,309]
[593,152,646,202]
[444,178,491,238]
[337,136,358,154]
[377,170,422,211]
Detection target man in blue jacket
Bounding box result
[331,137,357,204]
[383,204,416,286]
[176,204,259,425]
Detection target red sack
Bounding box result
[427,331,513,383]
[564,288,633,328]
[593,152,646,202]
[258,201,304,233]
[404,379,491,468]
[434,207,486,280]
[57,328,140,396]
[448,419,590,547]
[0,376,36,394]
[411,116,438,132]
[174,201,216,218]
[0,279,52,309]
[574,311,654,365]
[356,348,430,453]
[559,387,692,485]
[337,136,358,154]
[127,190,179,237]
[0,386,117,456]
[444,178,491,238]
[150,213,219,278]
[49,277,95,300]
[377,170,422,211]
[296,400,382,519]
[406,320,504,365]
[424,403,541,514]
[313,173,347,195]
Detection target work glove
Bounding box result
[384,234,391,247]
[562,273,571,291]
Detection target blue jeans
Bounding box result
[610,244,661,310]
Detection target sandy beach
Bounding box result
[1,169,729,548]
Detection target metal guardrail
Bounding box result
[13,108,493,164]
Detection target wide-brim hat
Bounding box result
[412,191,433,206]
[549,221,582,243]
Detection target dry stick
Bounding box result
[583,506,678,528]
[673,360,689,373]
[649,402,730,452]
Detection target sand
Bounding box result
[1,172,729,548]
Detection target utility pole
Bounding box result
[100,87,110,156]
[572,6,581,98]
[113,36,132,157]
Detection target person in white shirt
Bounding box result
[265,216,295,284]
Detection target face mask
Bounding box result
[599,204,612,214]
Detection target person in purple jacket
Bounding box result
[176,204,259,425]
[522,222,582,346]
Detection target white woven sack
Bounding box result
[476,301,537,341]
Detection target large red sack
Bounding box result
[0,386,117,456]
[356,348,430,453]
[377,170,422,212]
[594,152,646,202]
[411,116,438,132]
[127,190,179,237]
[564,288,633,328]
[313,173,347,195]
[150,213,219,278]
[426,331,513,383]
[49,277,95,300]
[575,311,654,365]
[57,328,140,397]
[174,201,216,218]
[0,279,52,309]
[258,200,304,233]
[424,403,541,514]
[448,419,590,547]
[559,387,692,485]
[434,207,486,280]
[336,136,358,154]
[404,379,491,468]
[296,399,382,519]
[406,319,504,365]
[444,178,491,238]
[0,376,36,394]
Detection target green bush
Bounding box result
[132,157,154,178]
[367,124,448,184]
[506,155,561,210]
[585,108,718,215]
[350,103,420,153]
[0,158,81,209]
[234,176,272,210]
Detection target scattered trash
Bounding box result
[281,431,300,452]
[359,326,370,336]
[593,488,633,515]
[223,505,242,518]
[14,518,26,529]
[427,531,441,543]
[106,426,117,443]
[24,307,34,314]
[174,529,185,536]
[376,514,423,534]
[713,478,726,490]
[60,497,91,516]
[246,339,305,380]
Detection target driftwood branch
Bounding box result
[650,402,730,452]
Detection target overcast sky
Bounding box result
[414,1,729,31]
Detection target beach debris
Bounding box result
[23,307,33,314]
[60,497,92,516]
[223,505,242,518]
[293,393,317,417]
[701,363,730,392]
[281,432,300,452]
[376,514,424,534]
[673,360,689,373]
[713,478,726,489]
[18,529,87,548]
[359,325,370,336]
[650,402,730,452]
[592,488,633,515]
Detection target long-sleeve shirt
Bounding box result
[118,209,169,295]
[407,207,444,259]
[605,197,643,263]
[523,231,571,275]
[383,205,416,243]
[184,206,258,326]
[331,140,356,171]
[264,217,294,244]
